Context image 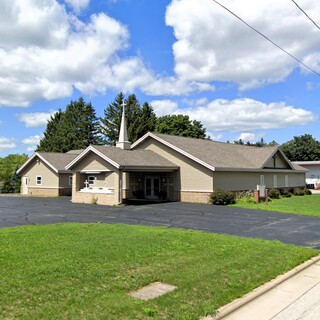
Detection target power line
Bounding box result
[211,0,320,77]
[291,0,320,30]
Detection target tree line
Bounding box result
[37,93,206,152]
[1,93,319,193]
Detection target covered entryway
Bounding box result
[145,176,160,199]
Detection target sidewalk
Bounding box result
[205,255,320,320]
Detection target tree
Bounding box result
[37,98,101,152]
[281,134,320,161]
[100,93,157,145]
[155,114,206,139]
[36,110,64,152]
[0,154,28,193]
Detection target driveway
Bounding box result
[0,196,319,249]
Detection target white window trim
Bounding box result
[88,176,96,185]
[273,175,278,188]
[36,176,42,186]
[260,175,265,186]
[285,175,289,188]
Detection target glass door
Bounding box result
[145,177,160,199]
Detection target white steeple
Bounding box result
[116,101,131,150]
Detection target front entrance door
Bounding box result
[145,177,160,199]
[22,176,29,195]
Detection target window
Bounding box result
[285,175,289,188]
[36,176,42,185]
[260,175,265,186]
[273,175,278,188]
[69,176,73,186]
[88,176,96,185]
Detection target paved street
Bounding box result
[0,196,319,249]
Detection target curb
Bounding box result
[207,255,320,320]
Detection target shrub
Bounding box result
[133,190,144,199]
[302,188,312,195]
[279,188,292,198]
[209,190,235,205]
[268,188,280,199]
[293,188,305,196]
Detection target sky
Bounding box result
[0,0,319,155]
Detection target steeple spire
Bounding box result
[116,101,131,150]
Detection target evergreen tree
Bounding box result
[100,92,125,145]
[36,110,63,152]
[155,114,206,139]
[100,93,156,145]
[37,98,101,152]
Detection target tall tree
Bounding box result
[155,114,206,139]
[0,154,28,193]
[100,93,156,145]
[281,134,320,161]
[36,110,63,152]
[37,98,101,152]
[99,92,125,146]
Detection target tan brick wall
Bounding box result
[72,191,117,205]
[27,187,60,197]
[180,191,210,204]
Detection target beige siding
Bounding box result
[136,139,213,192]
[20,158,59,196]
[264,152,290,169]
[214,171,305,191]
[72,151,116,172]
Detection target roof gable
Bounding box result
[132,132,295,171]
[66,145,178,171]
[17,152,79,175]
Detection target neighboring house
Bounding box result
[17,150,82,196]
[292,161,320,189]
[19,110,307,205]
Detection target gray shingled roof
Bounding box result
[140,133,283,170]
[37,152,80,172]
[91,146,178,169]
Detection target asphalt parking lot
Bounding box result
[0,195,319,249]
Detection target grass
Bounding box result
[0,223,318,319]
[232,194,320,217]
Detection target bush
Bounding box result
[133,190,144,199]
[279,188,292,198]
[209,190,235,205]
[293,188,305,196]
[303,188,312,195]
[268,188,280,199]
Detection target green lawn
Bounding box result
[0,223,318,319]
[232,194,320,217]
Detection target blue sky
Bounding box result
[0,0,319,155]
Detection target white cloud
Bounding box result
[237,132,265,143]
[166,0,320,89]
[150,100,178,116]
[22,135,41,152]
[17,111,57,128]
[0,0,216,107]
[208,133,223,141]
[0,137,16,152]
[157,98,316,132]
[0,1,130,106]
[65,0,90,14]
